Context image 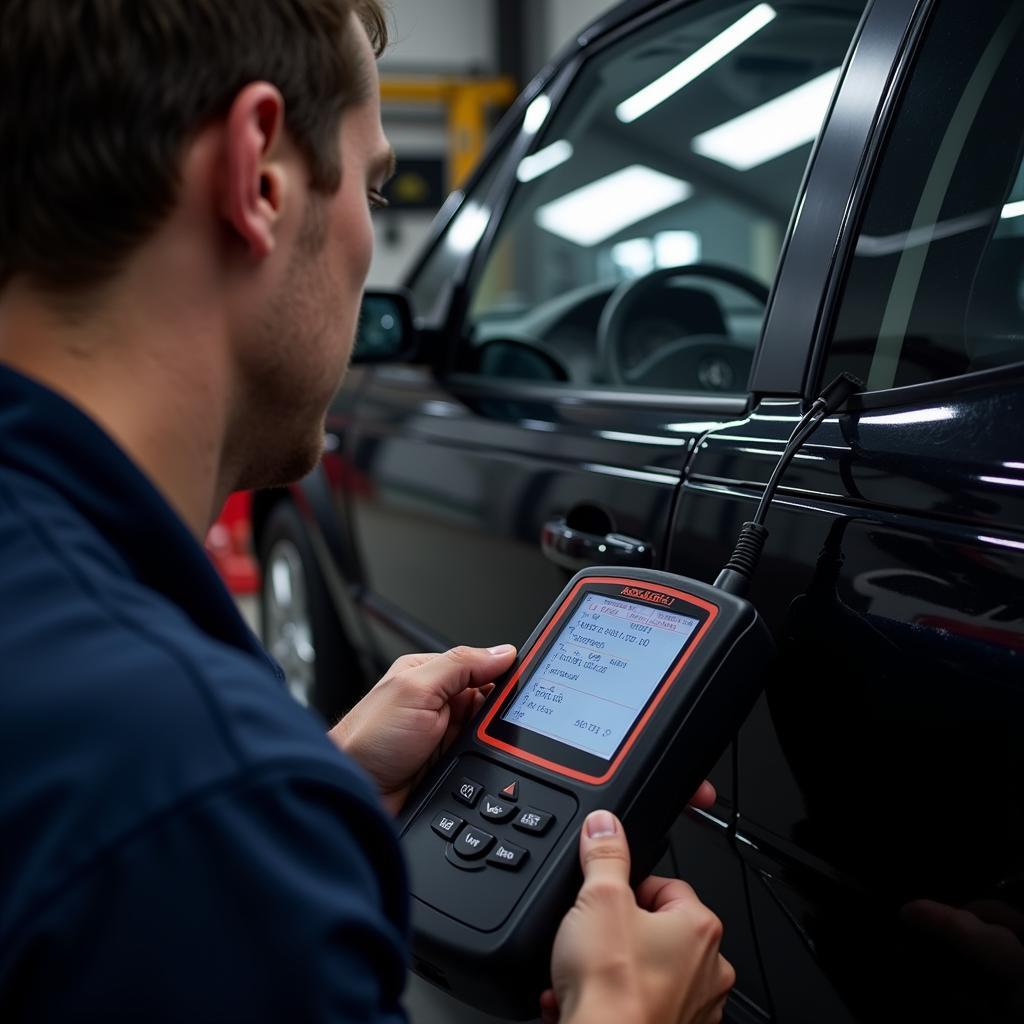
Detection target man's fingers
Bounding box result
[376,651,439,685]
[539,988,560,1024]
[689,780,717,810]
[396,644,516,703]
[635,874,700,913]
[578,810,632,888]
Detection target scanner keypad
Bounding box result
[479,793,518,823]
[406,755,577,928]
[453,825,495,859]
[430,811,464,840]
[438,791,541,873]
[442,788,554,874]
[487,838,528,869]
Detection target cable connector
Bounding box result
[713,522,768,596]
[712,372,863,598]
[817,371,863,415]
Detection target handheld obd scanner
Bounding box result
[398,374,861,1019]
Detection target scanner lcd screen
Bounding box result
[501,593,700,759]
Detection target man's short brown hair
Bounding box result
[0,0,388,293]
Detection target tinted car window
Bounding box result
[462,0,867,394]
[406,154,506,326]
[823,1,1024,392]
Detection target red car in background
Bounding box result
[205,490,259,597]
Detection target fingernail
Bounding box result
[586,810,617,838]
[487,644,515,656]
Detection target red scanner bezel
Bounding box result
[477,577,718,785]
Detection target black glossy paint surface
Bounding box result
[673,379,1024,1021]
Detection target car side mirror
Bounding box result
[352,289,418,364]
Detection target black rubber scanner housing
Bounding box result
[399,565,774,1019]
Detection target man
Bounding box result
[0,2,734,1021]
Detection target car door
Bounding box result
[669,0,1024,1020]
[343,1,870,1019]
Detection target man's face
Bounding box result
[234,17,393,491]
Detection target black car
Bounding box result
[254,0,1024,1020]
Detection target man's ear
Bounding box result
[221,83,289,259]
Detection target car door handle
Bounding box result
[541,517,653,571]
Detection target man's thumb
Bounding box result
[579,810,631,885]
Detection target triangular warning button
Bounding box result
[500,781,519,801]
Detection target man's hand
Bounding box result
[544,810,735,1024]
[329,645,517,815]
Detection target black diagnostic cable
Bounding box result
[714,372,863,597]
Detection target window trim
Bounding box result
[844,359,1024,414]
[400,74,554,303]
[801,0,1024,411]
[444,372,751,415]
[749,0,927,402]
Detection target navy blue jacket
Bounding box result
[0,366,409,1021]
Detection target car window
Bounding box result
[459,0,868,394]
[822,1,1024,393]
[406,154,506,327]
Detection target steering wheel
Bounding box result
[596,263,770,388]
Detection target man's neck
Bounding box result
[0,278,231,538]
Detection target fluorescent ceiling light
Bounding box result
[535,165,692,247]
[655,230,700,266]
[692,66,841,171]
[612,238,655,277]
[617,4,776,124]
[612,231,701,277]
[523,94,551,134]
[517,140,574,183]
[1002,199,1024,219]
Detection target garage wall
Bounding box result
[367,0,619,288]
[545,0,618,58]
[379,0,496,73]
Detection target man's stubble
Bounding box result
[231,195,354,494]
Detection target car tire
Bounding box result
[258,501,363,723]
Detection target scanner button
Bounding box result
[487,840,528,871]
[453,826,494,860]
[514,807,554,835]
[430,811,464,841]
[453,777,484,808]
[499,780,519,801]
[479,794,517,823]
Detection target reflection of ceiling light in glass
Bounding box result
[612,231,700,276]
[692,67,841,171]
[617,4,776,124]
[655,230,700,266]
[448,202,489,253]
[857,209,995,257]
[1002,200,1024,219]
[535,166,692,247]
[611,238,655,277]
[523,94,551,134]
[517,140,574,183]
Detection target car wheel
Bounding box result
[259,501,362,722]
